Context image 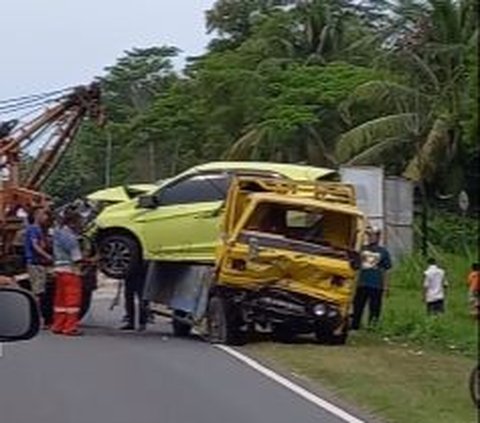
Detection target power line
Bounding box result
[0,86,73,106]
[0,93,67,115]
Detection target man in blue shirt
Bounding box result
[351,226,392,330]
[24,208,52,307]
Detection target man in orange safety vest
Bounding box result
[51,209,85,336]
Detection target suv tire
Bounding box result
[98,234,141,279]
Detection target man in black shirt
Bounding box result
[351,226,392,330]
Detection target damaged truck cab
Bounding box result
[144,176,365,345]
[207,177,365,345]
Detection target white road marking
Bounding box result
[216,345,365,423]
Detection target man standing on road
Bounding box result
[423,257,448,315]
[24,207,52,325]
[351,226,392,330]
[120,265,148,332]
[51,209,84,336]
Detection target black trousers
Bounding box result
[124,268,148,327]
[427,299,444,315]
[41,280,55,326]
[351,286,383,330]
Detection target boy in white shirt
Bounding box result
[423,257,448,315]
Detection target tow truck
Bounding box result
[0,84,103,314]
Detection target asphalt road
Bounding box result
[0,297,360,423]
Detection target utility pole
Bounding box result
[149,141,156,182]
[421,188,428,257]
[105,127,112,187]
[131,82,156,182]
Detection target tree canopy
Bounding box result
[46,0,479,205]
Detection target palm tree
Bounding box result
[335,0,477,192]
[294,0,347,63]
[226,118,335,165]
[227,0,477,195]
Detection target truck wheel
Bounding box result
[207,296,246,346]
[98,234,141,280]
[315,323,348,345]
[272,324,296,343]
[172,311,192,337]
[328,331,348,345]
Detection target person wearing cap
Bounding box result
[351,226,392,330]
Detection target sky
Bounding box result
[0,0,215,100]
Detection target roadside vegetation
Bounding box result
[46,0,478,211]
[379,251,478,357]
[247,333,476,423]
[42,2,477,422]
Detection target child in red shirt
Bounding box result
[467,263,480,318]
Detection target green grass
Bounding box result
[416,211,479,254]
[245,251,479,423]
[378,252,478,356]
[246,335,477,423]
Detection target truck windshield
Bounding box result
[241,201,356,254]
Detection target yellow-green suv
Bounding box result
[93,162,335,279]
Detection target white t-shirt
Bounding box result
[423,265,447,303]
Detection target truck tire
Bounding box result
[272,324,296,343]
[207,295,246,346]
[315,323,348,345]
[98,233,141,280]
[172,311,192,337]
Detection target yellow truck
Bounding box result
[144,175,365,345]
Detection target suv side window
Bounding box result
[157,173,231,206]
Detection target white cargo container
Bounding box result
[340,166,413,261]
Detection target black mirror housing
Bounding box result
[348,251,361,270]
[137,195,157,209]
[0,287,40,342]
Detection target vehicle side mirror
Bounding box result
[348,251,361,270]
[138,195,157,209]
[0,287,40,342]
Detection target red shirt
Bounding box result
[468,271,480,293]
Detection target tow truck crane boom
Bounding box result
[0,83,103,270]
